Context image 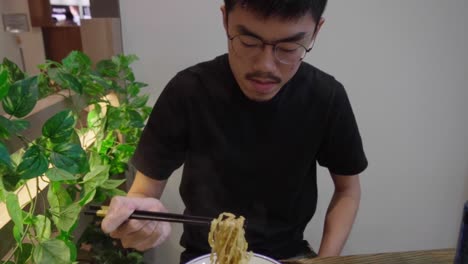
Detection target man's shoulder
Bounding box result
[292,62,345,103]
[177,54,227,79]
[297,62,342,88]
[163,54,230,99]
[168,54,228,89]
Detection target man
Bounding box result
[101,1,368,263]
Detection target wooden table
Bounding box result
[282,248,455,264]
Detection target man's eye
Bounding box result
[277,44,300,53]
[277,47,298,53]
[241,41,259,47]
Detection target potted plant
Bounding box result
[0,51,152,263]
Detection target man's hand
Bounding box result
[101,196,172,251]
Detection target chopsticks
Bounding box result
[84,205,213,226]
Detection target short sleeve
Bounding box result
[131,73,190,180]
[317,83,368,175]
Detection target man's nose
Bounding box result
[252,44,277,72]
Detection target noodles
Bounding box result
[208,212,252,264]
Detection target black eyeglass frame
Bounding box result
[227,33,314,64]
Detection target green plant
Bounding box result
[0,51,152,263]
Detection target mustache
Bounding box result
[245,71,281,83]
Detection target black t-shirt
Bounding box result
[131,54,368,260]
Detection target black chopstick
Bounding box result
[84,205,213,226]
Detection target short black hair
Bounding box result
[224,0,328,23]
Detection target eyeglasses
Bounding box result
[228,34,313,65]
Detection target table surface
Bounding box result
[281,248,455,264]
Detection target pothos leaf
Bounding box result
[47,183,80,232]
[99,179,126,190]
[2,76,38,118]
[83,165,110,189]
[2,58,25,82]
[6,192,24,240]
[33,239,71,264]
[0,69,10,100]
[49,203,81,232]
[0,117,30,139]
[34,215,52,242]
[0,142,13,172]
[61,51,91,75]
[42,110,76,143]
[17,145,48,180]
[55,72,83,94]
[50,143,89,175]
[45,168,76,181]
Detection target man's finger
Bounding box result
[101,196,134,233]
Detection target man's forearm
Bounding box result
[318,188,360,257]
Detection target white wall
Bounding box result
[0,0,46,75]
[119,0,468,262]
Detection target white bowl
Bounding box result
[186,253,281,264]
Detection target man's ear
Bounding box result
[313,17,326,39]
[221,5,228,32]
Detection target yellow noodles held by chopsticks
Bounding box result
[208,212,252,264]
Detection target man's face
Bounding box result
[222,5,323,102]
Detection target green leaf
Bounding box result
[100,178,126,189]
[1,172,21,192]
[0,69,10,100]
[17,145,48,180]
[127,109,145,128]
[33,239,71,264]
[42,110,76,143]
[106,106,122,130]
[112,54,138,69]
[47,183,80,232]
[45,167,76,181]
[2,58,25,82]
[87,104,102,129]
[34,215,52,242]
[38,73,53,99]
[0,116,30,139]
[96,59,118,78]
[88,151,103,169]
[142,105,153,120]
[101,187,127,197]
[62,239,77,262]
[114,144,136,163]
[47,182,72,209]
[14,243,34,264]
[89,73,112,90]
[13,225,22,245]
[50,203,81,232]
[61,51,91,75]
[127,82,148,97]
[6,192,24,238]
[78,187,95,206]
[129,94,149,108]
[2,76,38,118]
[83,165,109,188]
[55,72,83,94]
[50,143,89,174]
[0,142,13,172]
[98,133,115,155]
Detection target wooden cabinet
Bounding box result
[26,0,122,62]
[28,0,53,27]
[42,26,83,62]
